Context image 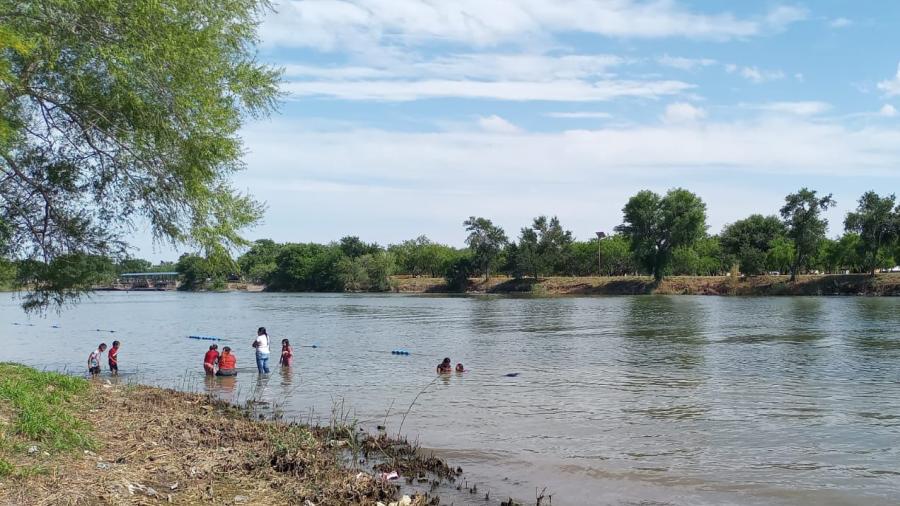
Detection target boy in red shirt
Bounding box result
[108,341,121,376]
[204,344,219,376]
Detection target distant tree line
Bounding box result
[2,188,897,293]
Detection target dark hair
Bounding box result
[257,327,267,335]
[112,340,120,347]
[209,344,217,351]
[282,339,290,345]
[222,346,231,352]
[442,357,451,364]
[99,343,107,349]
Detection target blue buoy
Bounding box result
[188,335,220,341]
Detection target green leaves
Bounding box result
[780,188,835,280]
[463,216,508,280]
[1,0,279,310]
[844,191,898,274]
[616,188,707,281]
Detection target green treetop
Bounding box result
[1,0,280,309]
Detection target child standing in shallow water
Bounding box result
[108,341,121,376]
[279,339,293,367]
[87,343,107,377]
[204,345,219,376]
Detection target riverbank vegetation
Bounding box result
[0,363,459,505]
[3,189,899,296]
[190,188,900,292]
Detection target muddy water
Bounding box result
[2,292,900,505]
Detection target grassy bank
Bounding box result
[0,364,465,505]
[392,273,900,296]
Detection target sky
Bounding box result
[141,1,900,259]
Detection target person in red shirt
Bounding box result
[279,339,293,367]
[216,347,237,376]
[108,341,121,376]
[203,344,219,376]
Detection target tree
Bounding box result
[463,216,508,280]
[338,236,381,259]
[268,243,345,292]
[514,216,574,278]
[237,239,281,284]
[780,188,835,281]
[767,237,795,274]
[616,188,707,281]
[444,253,475,291]
[1,0,279,309]
[514,228,541,279]
[720,215,786,275]
[116,258,152,275]
[844,191,898,275]
[389,236,458,277]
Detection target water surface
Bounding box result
[1,292,899,505]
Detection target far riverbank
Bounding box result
[391,273,900,296]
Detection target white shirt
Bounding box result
[255,334,270,354]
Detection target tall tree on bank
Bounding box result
[515,216,574,279]
[844,191,898,275]
[0,0,279,310]
[463,216,508,280]
[720,215,786,275]
[780,188,835,281]
[616,188,707,282]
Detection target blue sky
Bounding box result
[143,1,900,259]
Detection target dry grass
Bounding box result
[0,375,447,506]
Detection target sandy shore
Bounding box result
[0,364,475,505]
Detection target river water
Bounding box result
[1,292,899,505]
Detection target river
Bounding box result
[2,292,899,505]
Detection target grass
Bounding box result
[0,363,94,478]
[0,365,457,505]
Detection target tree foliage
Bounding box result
[720,215,786,275]
[463,216,508,280]
[1,0,279,309]
[780,188,835,281]
[616,188,707,281]
[844,191,898,274]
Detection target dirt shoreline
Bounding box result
[0,365,512,506]
[391,273,900,296]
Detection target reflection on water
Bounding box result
[2,292,900,505]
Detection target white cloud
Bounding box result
[766,6,808,31]
[263,1,805,50]
[545,111,613,119]
[657,55,717,70]
[282,78,693,102]
[829,17,852,28]
[662,102,706,123]
[877,63,900,97]
[727,64,785,83]
[242,117,900,190]
[757,101,832,116]
[286,53,623,82]
[478,115,522,134]
[880,104,897,117]
[236,115,900,245]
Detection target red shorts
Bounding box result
[204,363,216,374]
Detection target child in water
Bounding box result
[279,339,293,367]
[87,343,107,377]
[108,341,121,376]
[204,344,219,376]
[455,363,465,373]
[436,357,452,374]
[216,346,237,376]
